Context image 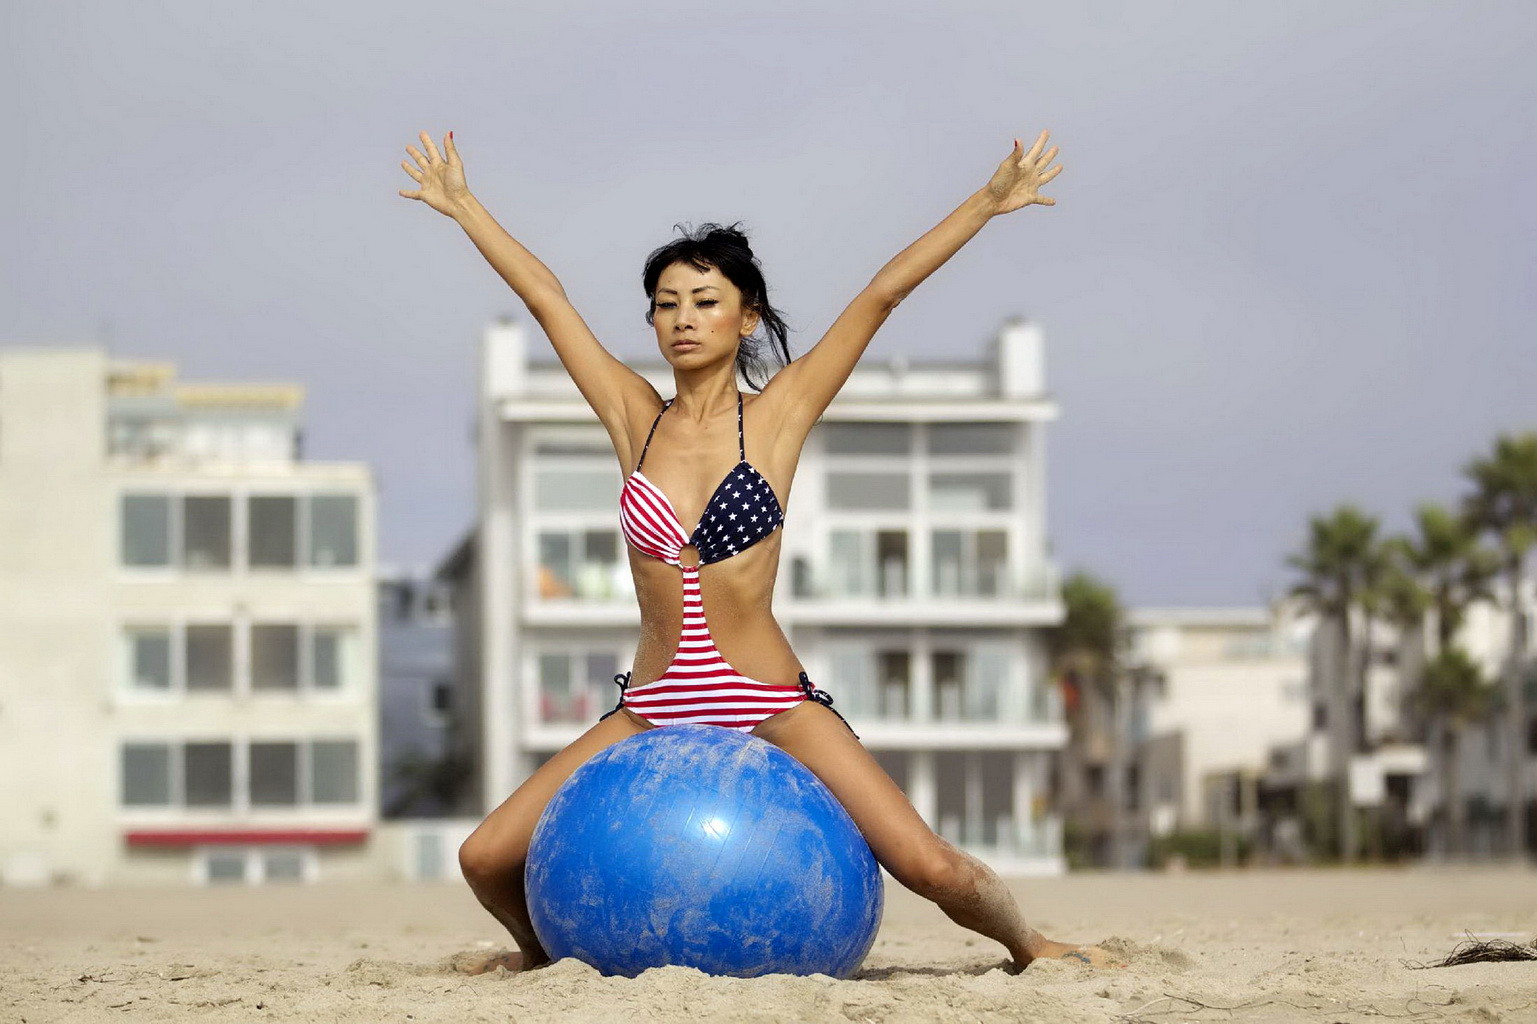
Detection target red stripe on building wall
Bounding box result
[124,829,370,847]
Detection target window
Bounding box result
[123,623,354,696]
[826,472,910,511]
[183,496,232,570]
[537,529,626,600]
[119,739,359,809]
[826,530,909,598]
[928,472,1012,512]
[126,628,173,691]
[822,422,911,455]
[928,423,1014,456]
[248,496,297,567]
[537,651,620,724]
[250,742,299,806]
[931,529,1009,597]
[121,494,171,566]
[184,742,234,807]
[125,491,357,570]
[122,744,172,806]
[308,494,358,567]
[534,468,619,511]
[933,647,1008,722]
[312,627,349,690]
[311,740,360,804]
[196,846,314,885]
[186,624,234,692]
[252,624,301,691]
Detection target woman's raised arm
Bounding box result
[763,130,1063,431]
[399,130,655,435]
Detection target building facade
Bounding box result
[0,349,378,886]
[446,315,1069,874]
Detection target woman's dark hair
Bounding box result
[642,221,793,391]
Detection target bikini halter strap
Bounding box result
[634,397,673,472]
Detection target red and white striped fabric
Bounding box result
[620,563,807,731]
[618,470,690,565]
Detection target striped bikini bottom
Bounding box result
[600,563,857,736]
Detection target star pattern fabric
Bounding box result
[691,465,784,564]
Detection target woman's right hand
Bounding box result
[399,129,472,218]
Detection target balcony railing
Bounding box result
[792,559,1060,602]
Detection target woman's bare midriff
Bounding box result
[625,528,805,689]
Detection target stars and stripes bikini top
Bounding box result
[619,392,785,567]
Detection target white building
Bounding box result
[1126,606,1312,837]
[442,314,1069,875]
[0,349,379,886]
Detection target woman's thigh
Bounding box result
[459,708,654,879]
[751,701,947,887]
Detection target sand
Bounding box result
[5,867,1537,1023]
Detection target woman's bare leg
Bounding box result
[751,702,1120,969]
[453,708,654,973]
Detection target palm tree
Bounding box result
[1387,503,1500,857]
[1461,432,1537,859]
[1048,571,1128,868]
[1413,646,1496,858]
[1286,504,1384,862]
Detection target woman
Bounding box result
[398,129,1116,973]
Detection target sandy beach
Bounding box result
[5,867,1536,1023]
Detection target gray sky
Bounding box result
[5,1,1534,607]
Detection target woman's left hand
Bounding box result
[983,130,1062,215]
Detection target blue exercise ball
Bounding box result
[525,724,883,978]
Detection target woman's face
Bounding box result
[651,261,759,367]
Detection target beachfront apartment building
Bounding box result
[438,315,1068,875]
[1121,607,1312,857]
[0,349,378,886]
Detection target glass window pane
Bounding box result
[931,531,964,596]
[827,472,910,511]
[184,742,233,807]
[311,740,359,804]
[182,496,231,569]
[581,652,619,724]
[312,628,348,690]
[828,530,872,597]
[262,849,305,882]
[978,531,1008,596]
[538,533,573,598]
[248,496,297,567]
[929,472,1012,511]
[575,530,621,600]
[122,743,171,805]
[929,423,1014,455]
[308,494,358,567]
[249,742,299,806]
[251,624,300,691]
[128,628,172,690]
[121,494,171,566]
[539,653,574,723]
[206,850,247,884]
[822,422,911,455]
[534,469,619,511]
[185,624,233,692]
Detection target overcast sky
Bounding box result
[5,1,1533,607]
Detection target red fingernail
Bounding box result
[449,131,454,139]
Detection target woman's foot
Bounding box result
[1016,938,1125,970]
[447,948,549,975]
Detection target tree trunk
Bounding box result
[1447,723,1466,859]
[1337,610,1359,862]
[1505,563,1528,860]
